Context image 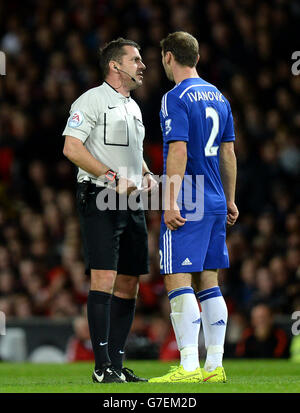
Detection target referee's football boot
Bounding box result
[92,364,125,383]
[149,365,203,383]
[120,367,148,382]
[201,366,227,383]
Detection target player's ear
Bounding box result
[196,54,200,64]
[165,51,172,65]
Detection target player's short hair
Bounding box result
[160,31,199,68]
[99,38,141,79]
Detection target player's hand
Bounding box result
[164,204,187,231]
[227,201,239,226]
[142,173,158,193]
[116,176,137,195]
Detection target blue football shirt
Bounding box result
[160,77,235,216]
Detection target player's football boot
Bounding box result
[149,365,203,383]
[92,364,125,383]
[120,367,148,382]
[201,366,226,383]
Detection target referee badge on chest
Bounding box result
[68,110,84,128]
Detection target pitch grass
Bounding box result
[0,360,300,393]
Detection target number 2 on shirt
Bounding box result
[205,107,219,157]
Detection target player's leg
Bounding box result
[150,224,204,382]
[165,273,201,371]
[149,272,202,382]
[193,270,228,376]
[192,215,229,382]
[198,215,229,374]
[160,220,209,369]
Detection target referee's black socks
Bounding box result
[87,290,112,370]
[108,295,136,371]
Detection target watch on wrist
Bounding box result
[143,171,153,177]
[105,169,119,185]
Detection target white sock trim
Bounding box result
[180,346,199,371]
[207,345,224,355]
[170,312,182,350]
[181,346,198,357]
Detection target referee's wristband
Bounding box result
[105,169,119,185]
[143,171,154,177]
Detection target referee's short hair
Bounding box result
[160,31,199,68]
[100,38,141,79]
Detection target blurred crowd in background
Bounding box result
[0,0,300,361]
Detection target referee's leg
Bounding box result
[108,274,139,370]
[87,269,117,372]
[107,210,148,377]
[91,269,117,293]
[113,274,139,299]
[76,185,128,381]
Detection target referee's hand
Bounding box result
[142,173,158,193]
[164,204,187,231]
[116,176,137,195]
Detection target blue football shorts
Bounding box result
[159,214,229,274]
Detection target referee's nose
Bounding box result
[139,60,146,71]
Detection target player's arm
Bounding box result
[162,94,189,230]
[164,141,187,230]
[219,141,239,226]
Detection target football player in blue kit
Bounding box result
[149,32,239,383]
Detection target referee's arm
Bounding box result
[142,160,151,176]
[63,135,109,177]
[142,159,158,193]
[63,135,137,194]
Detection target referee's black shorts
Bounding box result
[76,183,149,277]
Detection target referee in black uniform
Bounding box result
[62,38,157,383]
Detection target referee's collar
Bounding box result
[103,81,131,102]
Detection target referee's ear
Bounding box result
[109,61,119,74]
